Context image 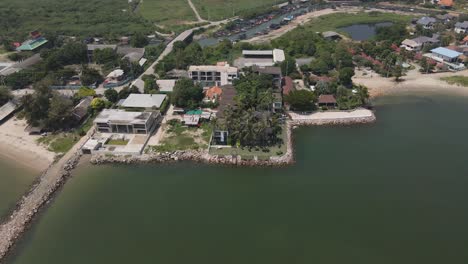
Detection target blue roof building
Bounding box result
[430,47,462,62]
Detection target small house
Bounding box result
[416,17,436,30]
[204,86,223,103]
[430,47,462,62]
[438,0,454,8]
[322,31,342,41]
[318,94,337,108]
[157,79,177,93]
[455,22,468,34]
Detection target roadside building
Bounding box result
[189,62,238,87]
[234,49,285,68]
[119,94,167,110]
[416,17,436,30]
[157,79,177,93]
[318,94,337,109]
[16,31,48,51]
[455,21,468,34]
[94,109,159,134]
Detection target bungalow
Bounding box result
[119,94,167,110]
[455,22,468,34]
[104,69,126,88]
[318,94,337,109]
[430,47,462,62]
[400,35,439,51]
[322,31,342,41]
[416,17,437,30]
[435,13,455,23]
[94,109,159,134]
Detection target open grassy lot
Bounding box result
[149,120,213,152]
[298,11,413,34]
[191,0,280,20]
[0,0,154,40]
[139,0,197,26]
[441,76,468,87]
[209,125,287,160]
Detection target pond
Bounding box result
[338,22,393,41]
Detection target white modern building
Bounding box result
[189,62,238,87]
[94,109,159,134]
[120,94,167,110]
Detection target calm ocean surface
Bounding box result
[4,93,468,264]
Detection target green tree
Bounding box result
[104,89,119,103]
[91,98,106,111]
[81,67,102,86]
[94,48,118,64]
[338,67,355,86]
[131,33,149,48]
[284,90,317,111]
[0,86,12,106]
[171,78,203,109]
[46,94,74,130]
[21,80,53,127]
[118,86,140,99]
[76,86,96,98]
[280,56,296,76]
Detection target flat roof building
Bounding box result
[235,49,285,68]
[120,94,167,109]
[157,79,177,93]
[189,62,238,87]
[430,47,462,62]
[94,109,159,134]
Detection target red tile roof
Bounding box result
[205,86,222,99]
[318,94,337,104]
[282,76,294,95]
[438,0,453,7]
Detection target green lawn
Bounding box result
[37,133,80,154]
[107,139,129,146]
[209,125,287,159]
[298,11,413,34]
[139,0,197,26]
[191,0,280,20]
[441,76,468,87]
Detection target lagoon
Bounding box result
[5,93,468,263]
[339,22,392,41]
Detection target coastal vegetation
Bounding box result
[139,0,197,26]
[441,76,468,87]
[191,0,279,20]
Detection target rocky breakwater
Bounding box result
[289,108,376,126]
[91,147,294,167]
[0,152,82,262]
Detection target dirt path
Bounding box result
[187,0,206,22]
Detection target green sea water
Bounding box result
[0,158,37,219]
[5,93,468,264]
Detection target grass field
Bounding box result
[139,0,197,25]
[441,76,468,87]
[191,0,281,20]
[149,121,212,152]
[0,0,154,40]
[299,11,413,34]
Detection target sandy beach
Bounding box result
[0,118,55,172]
[353,68,468,99]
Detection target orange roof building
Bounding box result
[463,35,468,44]
[205,86,223,100]
[438,0,454,8]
